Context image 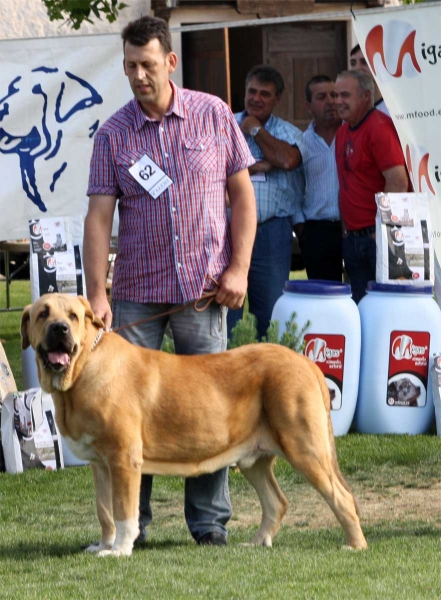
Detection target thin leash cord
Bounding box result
[111,276,219,333]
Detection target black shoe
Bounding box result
[197,532,227,546]
[134,526,148,547]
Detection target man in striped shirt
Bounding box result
[84,16,256,548]
[293,75,343,282]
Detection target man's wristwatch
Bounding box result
[250,126,262,138]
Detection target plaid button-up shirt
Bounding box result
[87,82,254,303]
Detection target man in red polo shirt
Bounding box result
[334,69,408,303]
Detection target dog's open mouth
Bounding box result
[38,344,75,373]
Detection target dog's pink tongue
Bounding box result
[48,352,70,366]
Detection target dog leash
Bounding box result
[111,276,220,334]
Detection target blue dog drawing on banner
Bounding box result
[0,67,102,212]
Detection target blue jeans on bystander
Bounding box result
[227,216,293,340]
[342,232,376,304]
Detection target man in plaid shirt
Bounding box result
[83,15,256,549]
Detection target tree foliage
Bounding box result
[43,0,129,30]
[228,312,310,353]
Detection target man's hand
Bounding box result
[88,293,113,331]
[240,115,262,135]
[249,160,272,175]
[215,265,248,310]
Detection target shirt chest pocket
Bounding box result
[115,150,148,195]
[184,135,218,173]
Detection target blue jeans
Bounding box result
[342,232,376,304]
[227,217,293,340]
[112,299,231,542]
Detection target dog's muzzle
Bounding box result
[39,321,76,372]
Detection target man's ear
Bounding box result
[78,296,105,328]
[21,305,33,350]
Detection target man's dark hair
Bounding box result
[245,65,285,97]
[121,16,172,54]
[305,75,333,102]
[350,44,361,57]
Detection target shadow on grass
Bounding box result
[0,538,191,559]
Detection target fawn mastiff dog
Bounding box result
[21,293,367,556]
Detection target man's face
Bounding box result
[244,77,280,124]
[306,81,340,125]
[349,49,370,74]
[123,39,177,109]
[335,75,371,127]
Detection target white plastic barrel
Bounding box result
[354,282,441,434]
[271,280,361,436]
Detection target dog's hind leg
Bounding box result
[280,432,367,550]
[85,463,116,554]
[238,456,288,547]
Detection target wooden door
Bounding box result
[263,22,347,130]
[182,29,231,105]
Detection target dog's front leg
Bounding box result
[95,460,142,557]
[84,462,116,554]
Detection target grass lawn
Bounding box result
[2,278,441,599]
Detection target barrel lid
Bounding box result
[284,280,352,295]
[367,281,433,294]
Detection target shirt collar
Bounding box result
[132,80,186,130]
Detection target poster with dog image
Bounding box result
[376,192,434,285]
[1,388,63,474]
[28,216,85,300]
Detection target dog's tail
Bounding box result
[312,362,361,517]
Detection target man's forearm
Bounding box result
[254,129,301,171]
[229,204,256,273]
[83,212,113,301]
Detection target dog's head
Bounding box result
[21,294,104,392]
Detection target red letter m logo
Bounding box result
[365,25,421,78]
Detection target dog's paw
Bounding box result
[240,536,273,548]
[342,544,368,551]
[83,543,102,554]
[95,548,132,558]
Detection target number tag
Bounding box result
[250,173,267,182]
[129,154,173,199]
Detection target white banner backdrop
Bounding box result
[0,33,132,241]
[352,2,441,295]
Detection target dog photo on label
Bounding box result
[387,376,422,407]
[21,294,367,557]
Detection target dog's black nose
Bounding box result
[49,321,70,336]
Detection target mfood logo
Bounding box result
[405,143,436,196]
[304,338,341,363]
[391,334,427,360]
[365,22,421,79]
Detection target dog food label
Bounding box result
[386,330,430,407]
[304,334,345,411]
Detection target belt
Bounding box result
[306,220,341,227]
[346,225,376,237]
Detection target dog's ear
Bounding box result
[77,295,105,328]
[21,304,33,350]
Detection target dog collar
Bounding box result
[91,328,104,352]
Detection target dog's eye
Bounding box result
[38,309,49,319]
[69,312,78,322]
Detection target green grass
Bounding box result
[1,439,441,599]
[3,278,441,598]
